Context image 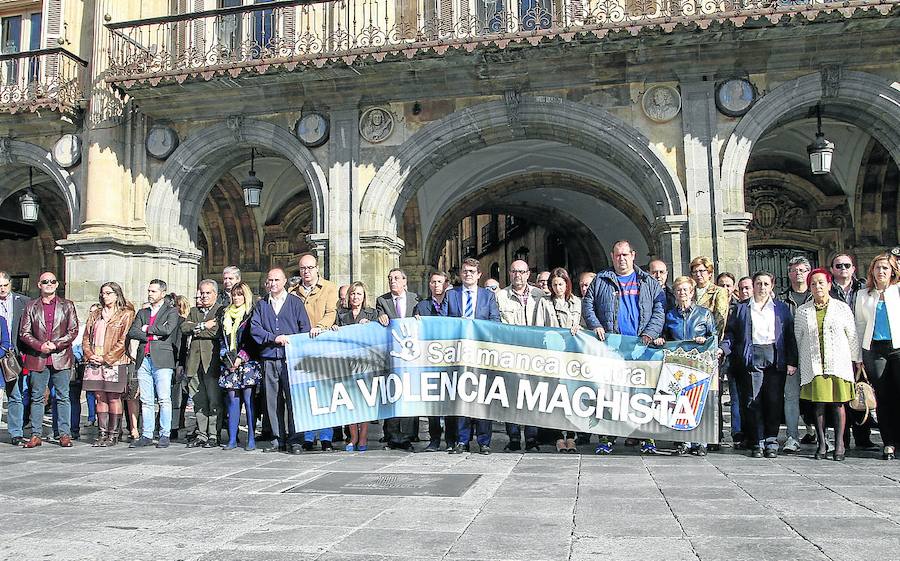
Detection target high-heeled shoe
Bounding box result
[833,450,845,461]
[883,446,895,460]
[813,448,826,460]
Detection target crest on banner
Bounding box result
[655,347,718,431]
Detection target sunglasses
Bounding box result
[833,263,853,270]
[39,279,58,286]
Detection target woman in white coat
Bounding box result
[855,253,900,460]
[795,268,859,461]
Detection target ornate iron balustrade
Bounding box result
[0,48,88,114]
[481,220,498,252]
[104,0,899,85]
[462,235,477,258]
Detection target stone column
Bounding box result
[358,234,405,296]
[653,215,689,278]
[306,233,329,272]
[327,107,361,287]
[719,213,753,278]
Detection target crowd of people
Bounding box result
[1,241,899,461]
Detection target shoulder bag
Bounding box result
[849,363,878,424]
[0,347,22,383]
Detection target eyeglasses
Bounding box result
[39,279,58,285]
[691,269,709,275]
[833,263,853,270]
[298,266,316,271]
[486,286,497,291]
[510,269,529,275]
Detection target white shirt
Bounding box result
[750,297,776,345]
[462,286,478,319]
[393,292,407,318]
[269,290,288,316]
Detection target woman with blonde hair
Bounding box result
[334,281,378,451]
[82,282,136,446]
[219,282,262,450]
[855,253,900,460]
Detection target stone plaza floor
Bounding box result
[2,425,900,561]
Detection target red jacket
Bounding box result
[19,297,79,371]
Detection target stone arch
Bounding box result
[721,70,900,213]
[146,118,328,251]
[0,139,81,233]
[359,97,686,235]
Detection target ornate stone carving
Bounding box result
[226,115,245,141]
[359,108,394,144]
[746,186,811,239]
[821,65,843,99]
[0,137,14,165]
[504,89,522,127]
[641,85,681,123]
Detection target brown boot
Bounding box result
[23,435,42,448]
[93,412,109,447]
[107,413,120,446]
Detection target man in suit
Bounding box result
[251,267,311,454]
[722,271,798,459]
[182,279,223,448]
[376,268,419,450]
[0,271,29,445]
[19,271,79,448]
[445,258,500,454]
[128,279,182,449]
[291,253,339,450]
[496,259,558,451]
[415,270,458,452]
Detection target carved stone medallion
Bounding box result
[359,107,394,144]
[146,126,179,160]
[715,78,757,117]
[52,134,81,168]
[295,112,329,147]
[641,85,681,123]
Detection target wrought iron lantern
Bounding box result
[19,167,39,223]
[241,148,263,207]
[807,104,834,175]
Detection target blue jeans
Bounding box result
[304,428,334,443]
[783,369,801,440]
[30,367,71,437]
[137,357,173,439]
[52,381,86,436]
[3,375,24,438]
[458,417,492,446]
[728,366,743,437]
[505,423,537,442]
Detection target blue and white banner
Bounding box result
[285,317,719,442]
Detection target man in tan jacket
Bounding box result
[291,252,339,449]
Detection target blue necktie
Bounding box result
[464,290,473,319]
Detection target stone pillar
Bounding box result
[719,213,753,278]
[306,233,329,272]
[653,215,689,278]
[327,107,361,286]
[358,234,405,296]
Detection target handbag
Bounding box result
[850,363,878,424]
[0,348,21,383]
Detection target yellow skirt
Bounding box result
[800,375,855,403]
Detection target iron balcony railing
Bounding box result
[103,0,898,85]
[462,235,477,258]
[481,221,498,252]
[0,48,88,114]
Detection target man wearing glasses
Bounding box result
[496,259,558,451]
[0,272,29,445]
[776,256,813,454]
[19,272,79,448]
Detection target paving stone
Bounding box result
[575,514,685,537]
[678,515,795,538]
[689,537,831,561]
[331,528,459,556]
[783,515,900,540]
[570,536,699,561]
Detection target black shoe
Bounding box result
[524,439,540,452]
[479,445,491,455]
[505,440,522,452]
[833,451,846,461]
[424,441,441,452]
[290,444,304,455]
[71,433,80,441]
[187,438,205,448]
[707,444,720,452]
[202,439,218,449]
[691,445,708,456]
[750,447,763,458]
[301,441,314,451]
[800,433,817,445]
[856,440,879,451]
[814,448,826,460]
[448,443,466,454]
[10,436,23,446]
[129,436,153,449]
[321,441,334,452]
[263,444,286,453]
[379,435,388,443]
[764,448,778,459]
[169,430,180,442]
[156,436,170,448]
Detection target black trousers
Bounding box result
[383,417,416,446]
[428,415,459,446]
[865,341,900,448]
[262,359,297,446]
[743,344,786,448]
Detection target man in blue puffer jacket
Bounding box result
[582,239,666,455]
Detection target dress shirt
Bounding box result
[750,297,776,345]
[270,290,288,315]
[393,292,407,318]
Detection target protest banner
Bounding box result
[285,317,719,442]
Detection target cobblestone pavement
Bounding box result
[2,426,900,561]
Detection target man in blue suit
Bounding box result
[445,258,500,454]
[722,271,798,459]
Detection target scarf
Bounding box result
[223,304,249,352]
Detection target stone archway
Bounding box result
[0,138,81,233]
[720,70,900,213]
[146,118,328,254]
[360,97,686,235]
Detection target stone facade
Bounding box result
[1,1,899,309]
